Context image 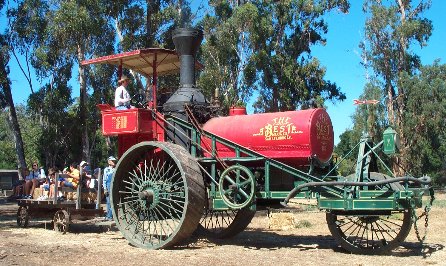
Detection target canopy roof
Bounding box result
[81,48,200,77]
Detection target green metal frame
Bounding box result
[162,114,427,213]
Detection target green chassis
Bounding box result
[163,114,430,213]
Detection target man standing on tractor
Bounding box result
[103,156,117,220]
[114,75,132,110]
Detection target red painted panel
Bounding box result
[97,106,166,157]
[101,108,153,136]
[202,108,334,166]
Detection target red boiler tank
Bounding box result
[202,108,334,166]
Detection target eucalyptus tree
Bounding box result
[0,109,17,169]
[102,0,189,94]
[199,0,349,113]
[249,0,349,112]
[361,0,433,174]
[0,0,27,171]
[400,62,446,184]
[198,2,259,108]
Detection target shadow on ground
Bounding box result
[1,200,443,257]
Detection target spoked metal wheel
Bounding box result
[197,207,256,238]
[53,210,70,234]
[17,206,29,228]
[327,210,412,254]
[111,142,205,249]
[218,165,255,209]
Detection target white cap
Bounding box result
[80,161,88,167]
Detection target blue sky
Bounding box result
[312,0,446,143]
[3,1,446,144]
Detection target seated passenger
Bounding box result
[80,161,92,188]
[114,75,132,110]
[37,168,58,200]
[61,162,80,189]
[23,162,46,199]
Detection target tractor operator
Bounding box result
[114,75,132,110]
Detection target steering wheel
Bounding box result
[130,93,148,108]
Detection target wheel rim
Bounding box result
[198,207,255,238]
[326,210,412,254]
[17,206,29,227]
[111,142,205,249]
[218,165,255,209]
[53,210,70,234]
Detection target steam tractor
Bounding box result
[82,28,433,254]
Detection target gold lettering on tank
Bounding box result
[315,113,331,152]
[253,117,303,141]
[112,116,128,129]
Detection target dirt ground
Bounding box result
[0,193,445,266]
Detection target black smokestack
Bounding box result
[172,28,203,88]
[163,27,207,149]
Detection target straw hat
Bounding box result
[118,75,130,84]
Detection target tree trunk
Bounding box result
[78,44,90,162]
[392,0,408,176]
[0,49,27,174]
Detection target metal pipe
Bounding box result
[281,175,432,206]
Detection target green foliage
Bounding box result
[198,2,259,107]
[0,109,16,169]
[0,105,42,169]
[335,83,389,176]
[198,0,348,112]
[401,63,446,184]
[360,0,434,176]
[334,129,357,176]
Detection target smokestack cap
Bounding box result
[172,28,203,57]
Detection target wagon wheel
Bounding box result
[17,206,29,228]
[218,165,255,209]
[327,172,411,254]
[111,141,205,249]
[197,207,256,238]
[326,210,412,254]
[53,210,70,234]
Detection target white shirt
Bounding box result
[114,85,131,107]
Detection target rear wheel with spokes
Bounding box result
[111,142,205,249]
[326,210,412,254]
[197,207,256,238]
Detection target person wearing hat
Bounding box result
[80,161,93,188]
[114,75,132,110]
[103,156,117,220]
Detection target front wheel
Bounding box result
[111,142,205,249]
[326,210,412,254]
